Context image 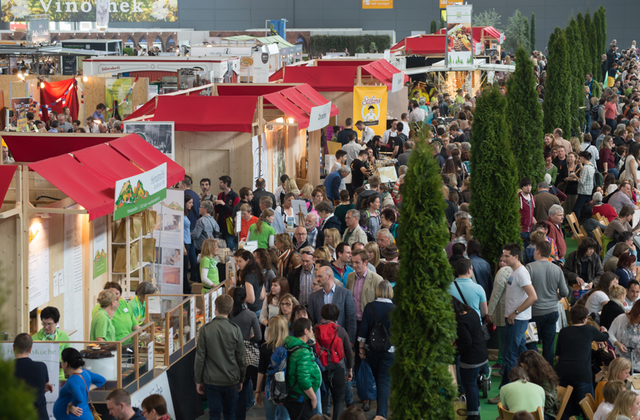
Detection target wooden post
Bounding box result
[356,66,362,86]
[18,165,29,333]
[307,129,321,186]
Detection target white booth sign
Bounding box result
[308,102,332,132]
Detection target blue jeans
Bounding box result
[500,319,529,388]
[609,168,619,179]
[263,392,290,420]
[366,350,394,418]
[573,194,592,219]
[525,312,559,368]
[459,366,481,416]
[559,379,593,420]
[205,384,238,420]
[223,232,237,250]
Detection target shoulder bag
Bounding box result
[72,373,102,420]
[453,281,491,341]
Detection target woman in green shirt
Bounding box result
[90,290,119,342]
[92,282,139,342]
[128,281,158,325]
[247,209,276,249]
[545,153,558,184]
[199,238,220,292]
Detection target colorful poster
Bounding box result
[114,163,167,221]
[446,4,473,68]
[269,19,286,38]
[28,218,49,312]
[93,216,107,279]
[152,189,184,294]
[105,78,133,119]
[362,0,392,9]
[1,343,60,419]
[353,86,387,137]
[11,97,35,130]
[1,0,178,22]
[123,122,175,161]
[130,372,176,419]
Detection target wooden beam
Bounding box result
[20,165,29,333]
[27,202,88,215]
[0,205,20,219]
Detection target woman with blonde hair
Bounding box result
[570,136,582,153]
[90,290,119,342]
[247,208,276,249]
[605,389,640,420]
[299,183,314,200]
[274,233,301,277]
[199,238,220,292]
[596,357,632,407]
[254,316,290,419]
[323,228,341,260]
[313,246,332,262]
[601,284,627,330]
[595,381,626,420]
[284,178,300,196]
[364,242,381,268]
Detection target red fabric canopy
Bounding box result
[73,143,143,185]
[0,165,17,205]
[109,134,185,187]
[269,67,284,82]
[217,84,289,97]
[152,95,258,132]
[316,60,375,67]
[40,78,79,123]
[405,35,447,55]
[280,66,357,92]
[29,154,114,221]
[125,97,157,121]
[475,26,502,40]
[361,59,409,90]
[2,133,122,163]
[263,84,339,130]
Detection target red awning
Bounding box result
[125,98,157,121]
[217,84,289,97]
[390,38,407,54]
[152,95,258,132]
[73,143,144,185]
[29,154,114,221]
[269,67,284,82]
[316,60,375,67]
[110,134,185,187]
[361,59,409,90]
[0,165,17,205]
[475,26,502,40]
[405,34,447,55]
[263,84,339,130]
[2,133,122,163]
[280,66,358,92]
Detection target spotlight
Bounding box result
[83,76,88,82]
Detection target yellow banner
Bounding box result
[362,0,393,9]
[440,0,462,8]
[353,86,387,137]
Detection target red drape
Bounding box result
[40,78,79,123]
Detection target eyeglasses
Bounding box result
[280,302,292,307]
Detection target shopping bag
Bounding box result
[130,214,143,240]
[130,244,139,269]
[113,219,126,243]
[525,322,539,343]
[142,238,156,263]
[113,246,126,273]
[453,396,467,420]
[356,359,377,402]
[573,284,589,301]
[143,210,157,235]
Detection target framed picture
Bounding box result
[123,121,175,161]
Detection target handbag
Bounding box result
[244,340,260,368]
[453,395,467,420]
[73,373,102,420]
[453,281,490,341]
[356,358,377,402]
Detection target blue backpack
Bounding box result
[266,345,305,403]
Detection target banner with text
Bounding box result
[308,101,332,132]
[1,0,178,22]
[353,86,387,137]
[362,0,392,9]
[114,163,167,221]
[445,4,473,68]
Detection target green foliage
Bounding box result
[431,20,438,34]
[576,13,590,75]
[308,35,391,56]
[506,47,545,185]
[355,45,365,54]
[597,6,607,56]
[543,28,571,136]
[440,16,446,29]
[503,10,530,53]
[473,8,502,31]
[369,42,378,53]
[523,18,530,54]
[566,20,585,133]
[390,140,457,419]
[469,86,521,267]
[585,11,600,81]
[123,47,135,56]
[530,13,536,52]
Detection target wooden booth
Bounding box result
[124,82,338,192]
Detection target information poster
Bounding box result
[152,189,184,294]
[445,4,473,68]
[353,86,387,137]
[114,163,167,221]
[11,97,34,130]
[105,78,133,119]
[93,216,107,278]
[123,122,175,161]
[130,372,176,419]
[1,343,60,419]
[28,218,50,311]
[64,213,84,340]
[362,0,392,9]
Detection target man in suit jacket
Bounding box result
[251,178,276,216]
[346,249,383,321]
[305,213,324,249]
[315,201,341,232]
[308,266,357,344]
[287,246,316,307]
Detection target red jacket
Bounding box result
[546,218,567,260]
[519,192,535,233]
[593,203,618,222]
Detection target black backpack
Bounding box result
[368,305,394,352]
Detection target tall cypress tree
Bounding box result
[390,142,457,419]
[430,20,438,34]
[507,46,545,185]
[523,17,530,54]
[470,86,521,266]
[576,13,590,75]
[585,11,600,82]
[567,20,585,133]
[598,6,607,56]
[530,13,536,52]
[543,28,572,136]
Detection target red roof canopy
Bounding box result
[152,95,258,132]
[0,165,17,205]
[216,84,289,97]
[263,84,339,130]
[2,133,121,163]
[277,66,358,92]
[316,60,375,67]
[361,59,409,90]
[73,143,144,185]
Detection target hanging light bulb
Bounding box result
[40,81,45,88]
[83,76,88,82]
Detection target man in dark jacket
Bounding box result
[316,201,342,232]
[251,178,276,216]
[288,247,316,306]
[467,239,493,300]
[106,389,146,420]
[214,175,240,249]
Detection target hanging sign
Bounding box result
[353,86,387,137]
[445,4,473,68]
[362,0,392,9]
[308,101,332,132]
[114,163,167,221]
[391,72,404,93]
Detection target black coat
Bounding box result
[600,300,625,330]
[251,188,277,216]
[320,215,342,233]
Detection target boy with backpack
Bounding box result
[315,304,354,420]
